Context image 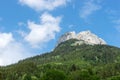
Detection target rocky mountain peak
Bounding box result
[57,30,106,46]
[57,31,76,45]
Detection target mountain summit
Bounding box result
[57,30,106,45]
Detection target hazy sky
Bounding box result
[0,0,120,66]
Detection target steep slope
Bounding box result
[1,39,120,80]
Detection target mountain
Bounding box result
[57,30,106,46]
[0,31,120,80]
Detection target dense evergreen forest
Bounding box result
[1,39,120,80]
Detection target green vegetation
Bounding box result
[0,39,120,80]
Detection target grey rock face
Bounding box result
[57,31,76,45]
[57,30,106,46]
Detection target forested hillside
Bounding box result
[0,39,120,80]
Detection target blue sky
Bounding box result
[0,0,120,66]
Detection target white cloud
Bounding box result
[0,32,31,66]
[17,22,27,37]
[17,30,27,37]
[0,33,13,48]
[25,13,61,47]
[80,0,101,19]
[19,0,69,11]
[18,22,26,27]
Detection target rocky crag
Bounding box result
[57,30,106,46]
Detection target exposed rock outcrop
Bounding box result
[57,30,106,46]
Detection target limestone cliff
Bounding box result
[57,30,106,46]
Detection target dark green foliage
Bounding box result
[22,74,32,80]
[41,70,66,80]
[70,64,77,71]
[107,75,120,80]
[0,39,120,80]
[69,69,100,80]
